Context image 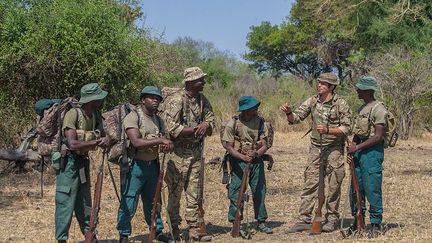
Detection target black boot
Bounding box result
[119,234,128,243]
[368,223,382,238]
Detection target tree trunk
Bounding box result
[0,149,41,162]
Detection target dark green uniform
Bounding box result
[55,108,102,240]
[116,106,165,236]
[222,116,269,222]
[351,101,388,224]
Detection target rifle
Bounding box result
[347,141,365,232]
[149,153,166,242]
[85,150,106,243]
[310,134,325,235]
[231,160,251,238]
[196,136,207,238]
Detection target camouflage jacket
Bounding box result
[160,89,215,156]
[290,94,352,146]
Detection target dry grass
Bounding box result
[1,132,432,242]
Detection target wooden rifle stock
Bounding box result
[149,153,166,242]
[310,135,325,235]
[85,151,106,243]
[231,162,251,237]
[347,141,365,231]
[197,137,207,237]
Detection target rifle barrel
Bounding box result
[231,162,251,237]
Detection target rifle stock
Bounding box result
[347,141,365,231]
[310,135,325,235]
[85,151,105,243]
[231,162,251,237]
[149,153,166,242]
[197,138,207,237]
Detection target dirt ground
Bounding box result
[1,132,432,243]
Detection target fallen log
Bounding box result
[0,149,41,162]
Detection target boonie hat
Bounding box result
[183,67,207,83]
[238,96,261,112]
[79,83,108,104]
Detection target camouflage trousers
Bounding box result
[298,143,346,223]
[164,151,202,228]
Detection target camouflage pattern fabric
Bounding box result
[298,143,345,223]
[159,89,214,156]
[289,93,351,224]
[159,89,214,228]
[102,103,137,163]
[290,94,352,146]
[36,97,79,156]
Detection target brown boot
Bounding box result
[188,227,212,242]
[286,221,311,233]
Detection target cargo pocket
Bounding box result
[55,186,71,205]
[368,165,383,174]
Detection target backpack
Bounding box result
[220,115,273,150]
[369,102,398,148]
[103,103,163,164]
[36,97,79,156]
[102,103,136,164]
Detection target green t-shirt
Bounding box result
[123,106,165,161]
[62,108,103,153]
[62,108,102,132]
[353,101,388,139]
[222,116,268,152]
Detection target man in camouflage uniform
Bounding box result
[222,96,273,235]
[160,67,214,241]
[281,73,352,233]
[346,76,387,238]
[55,83,110,242]
[117,86,173,243]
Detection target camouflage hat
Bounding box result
[79,83,108,104]
[140,86,163,100]
[317,72,339,85]
[183,67,207,83]
[238,96,260,112]
[356,76,378,91]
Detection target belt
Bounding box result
[134,159,157,165]
[176,142,198,150]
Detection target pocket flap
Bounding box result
[368,165,383,174]
[56,185,71,194]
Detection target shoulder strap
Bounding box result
[366,101,382,137]
[155,115,163,136]
[232,115,239,148]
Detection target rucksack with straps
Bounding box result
[368,102,398,148]
[35,97,79,156]
[103,103,137,164]
[103,103,163,164]
[220,115,273,150]
[220,115,274,184]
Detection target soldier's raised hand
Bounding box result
[280,103,292,114]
